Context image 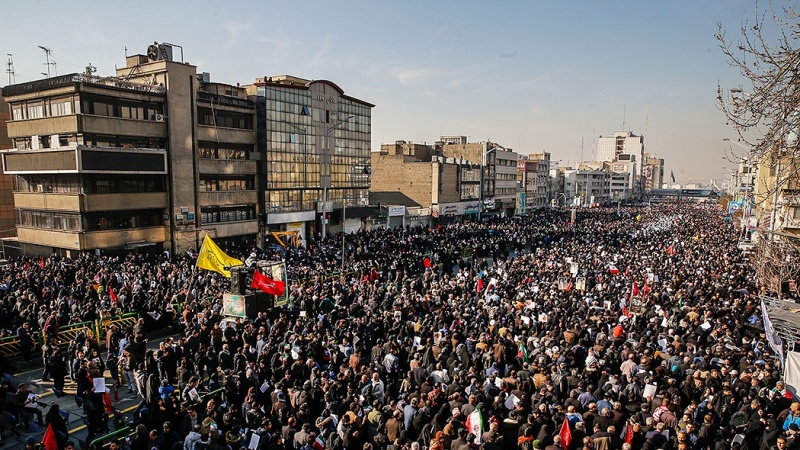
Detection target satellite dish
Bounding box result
[147,44,160,61]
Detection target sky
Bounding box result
[0,1,776,186]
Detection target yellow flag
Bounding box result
[196,235,243,277]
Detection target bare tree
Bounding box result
[717,2,800,160]
[717,2,800,294]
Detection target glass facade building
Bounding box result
[251,77,373,237]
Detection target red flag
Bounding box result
[624,420,634,444]
[667,244,675,255]
[423,257,432,268]
[565,280,573,292]
[369,268,379,281]
[476,277,484,293]
[622,306,632,319]
[559,416,572,449]
[42,424,58,450]
[251,270,286,296]
[642,283,652,299]
[39,257,45,270]
[108,286,117,304]
[102,391,113,413]
[632,282,640,297]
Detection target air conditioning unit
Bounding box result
[152,114,166,122]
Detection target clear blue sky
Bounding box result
[0,1,768,185]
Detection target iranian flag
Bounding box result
[609,265,619,275]
[466,407,484,443]
[631,282,640,297]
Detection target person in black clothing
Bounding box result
[45,402,68,450]
[50,347,68,397]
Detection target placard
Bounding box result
[629,296,646,315]
[575,277,586,292]
[558,277,568,291]
[93,378,106,393]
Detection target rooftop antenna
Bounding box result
[6,54,15,85]
[580,136,584,163]
[622,104,626,131]
[38,45,53,78]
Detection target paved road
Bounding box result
[3,334,180,450]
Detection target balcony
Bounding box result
[17,226,166,251]
[2,146,167,175]
[198,190,257,207]
[13,192,168,213]
[199,220,259,238]
[198,159,257,176]
[196,125,255,145]
[6,115,79,138]
[80,115,167,137]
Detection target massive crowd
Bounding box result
[0,202,792,450]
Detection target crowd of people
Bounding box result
[0,202,793,450]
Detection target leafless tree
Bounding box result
[717,2,800,294]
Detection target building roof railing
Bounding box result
[2,73,166,97]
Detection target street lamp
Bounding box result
[321,115,354,239]
[479,146,498,221]
[342,162,371,269]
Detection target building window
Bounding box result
[200,205,255,224]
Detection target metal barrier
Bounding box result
[0,332,41,359]
[88,426,131,450]
[99,313,140,339]
[46,321,96,347]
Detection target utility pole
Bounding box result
[6,54,15,85]
[38,46,54,78]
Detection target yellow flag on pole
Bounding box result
[196,235,243,278]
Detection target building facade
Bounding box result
[371,142,477,222]
[246,75,373,239]
[643,154,665,190]
[1,44,257,256]
[440,137,519,217]
[597,131,645,163]
[0,97,14,240]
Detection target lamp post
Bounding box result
[557,193,567,207]
[479,146,498,221]
[321,115,354,239]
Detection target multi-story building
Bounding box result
[575,169,610,206]
[643,154,664,190]
[517,153,550,211]
[245,75,373,239]
[597,131,645,163]
[371,141,479,222]
[0,43,257,256]
[439,137,519,217]
[528,152,551,207]
[0,97,14,240]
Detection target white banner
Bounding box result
[786,351,800,396]
[761,299,785,365]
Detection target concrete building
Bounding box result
[597,131,645,163]
[0,43,257,256]
[245,75,373,239]
[371,141,478,222]
[643,154,664,190]
[439,137,519,217]
[0,96,15,240]
[575,169,610,206]
[517,152,550,211]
